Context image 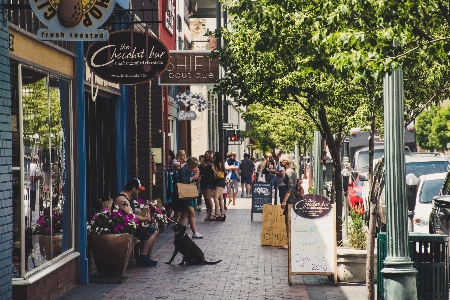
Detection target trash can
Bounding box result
[409,233,448,300]
[377,232,448,300]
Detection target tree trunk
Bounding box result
[366,113,377,300]
[318,107,343,243]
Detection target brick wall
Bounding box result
[129,82,163,201]
[12,259,77,300]
[0,4,12,299]
[151,84,163,200]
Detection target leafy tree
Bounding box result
[431,105,450,151]
[241,102,314,153]
[416,107,439,151]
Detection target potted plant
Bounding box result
[336,207,376,283]
[134,198,170,231]
[33,207,63,259]
[88,206,139,277]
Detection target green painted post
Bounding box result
[381,68,418,299]
[313,131,323,195]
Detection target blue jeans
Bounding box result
[277,185,287,204]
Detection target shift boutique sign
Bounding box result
[86,30,170,85]
[30,0,116,41]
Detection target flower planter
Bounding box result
[38,234,63,259]
[336,247,377,283]
[90,233,133,277]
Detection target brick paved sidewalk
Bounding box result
[58,195,367,300]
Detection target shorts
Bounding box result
[200,182,216,191]
[228,179,239,194]
[241,176,252,185]
[215,178,226,188]
[134,224,158,242]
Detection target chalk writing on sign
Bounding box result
[290,195,335,274]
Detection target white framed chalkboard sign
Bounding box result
[288,194,337,285]
[251,182,273,221]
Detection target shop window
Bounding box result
[11,63,74,278]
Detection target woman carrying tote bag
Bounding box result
[177,157,203,238]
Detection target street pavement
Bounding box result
[58,193,368,300]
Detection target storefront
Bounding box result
[9,25,79,299]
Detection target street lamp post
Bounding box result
[381,68,417,299]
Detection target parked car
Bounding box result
[412,172,447,233]
[429,170,450,234]
[375,153,449,231]
[347,172,367,212]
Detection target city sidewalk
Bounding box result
[58,193,367,300]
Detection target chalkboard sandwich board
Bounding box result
[251,182,272,220]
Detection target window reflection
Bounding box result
[11,64,72,277]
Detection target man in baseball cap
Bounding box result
[115,178,159,267]
[125,178,145,191]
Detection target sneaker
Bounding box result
[247,194,252,198]
[192,232,203,239]
[242,193,246,198]
[136,256,157,267]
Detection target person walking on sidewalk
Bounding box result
[178,157,203,238]
[212,152,226,221]
[199,150,216,221]
[239,153,254,197]
[268,147,286,204]
[196,154,204,211]
[226,152,240,205]
[279,154,298,250]
[115,178,159,267]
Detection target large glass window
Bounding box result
[11,63,73,278]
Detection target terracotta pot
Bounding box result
[38,234,63,259]
[90,234,133,277]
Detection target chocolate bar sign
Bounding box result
[31,0,115,41]
[86,30,170,85]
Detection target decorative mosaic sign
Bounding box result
[86,30,170,85]
[30,0,116,41]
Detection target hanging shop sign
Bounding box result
[86,30,170,85]
[30,0,115,41]
[178,110,197,121]
[158,51,220,85]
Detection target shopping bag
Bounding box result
[177,182,198,200]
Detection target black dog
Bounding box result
[165,224,221,265]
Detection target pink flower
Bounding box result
[114,227,119,232]
[118,224,123,229]
[138,198,144,204]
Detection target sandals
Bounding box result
[204,215,214,221]
[212,214,221,221]
[219,214,226,221]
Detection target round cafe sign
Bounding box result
[293,194,332,219]
[86,30,170,85]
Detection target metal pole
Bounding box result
[381,68,417,299]
[216,1,224,154]
[294,143,300,180]
[313,131,323,195]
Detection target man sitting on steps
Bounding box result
[115,178,159,267]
